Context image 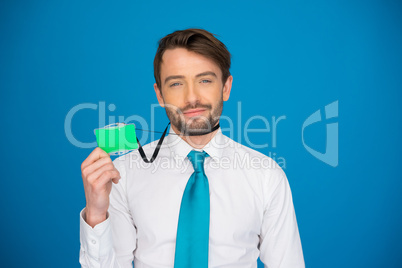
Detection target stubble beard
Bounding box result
[164,98,223,136]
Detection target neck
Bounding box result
[171,123,219,149]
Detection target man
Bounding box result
[79,28,305,267]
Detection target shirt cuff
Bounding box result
[79,208,113,261]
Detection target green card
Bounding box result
[94,123,138,155]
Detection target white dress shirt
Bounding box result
[79,127,305,268]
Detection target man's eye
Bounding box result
[201,79,211,84]
[170,82,181,87]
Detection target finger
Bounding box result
[81,147,109,170]
[94,169,121,188]
[86,162,117,184]
[82,156,113,178]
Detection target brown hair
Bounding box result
[153,28,231,90]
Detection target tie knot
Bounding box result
[187,150,209,173]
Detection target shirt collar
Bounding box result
[165,125,225,165]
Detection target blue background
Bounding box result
[1,0,401,267]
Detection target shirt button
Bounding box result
[92,240,97,244]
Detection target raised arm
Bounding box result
[79,148,136,267]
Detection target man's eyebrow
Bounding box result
[164,71,217,85]
[164,75,185,85]
[195,71,217,78]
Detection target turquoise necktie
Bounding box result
[174,150,210,268]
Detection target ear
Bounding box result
[154,83,165,107]
[222,75,233,102]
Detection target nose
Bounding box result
[184,82,201,105]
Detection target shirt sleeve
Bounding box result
[258,168,305,268]
[79,158,137,268]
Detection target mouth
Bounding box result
[183,108,207,117]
